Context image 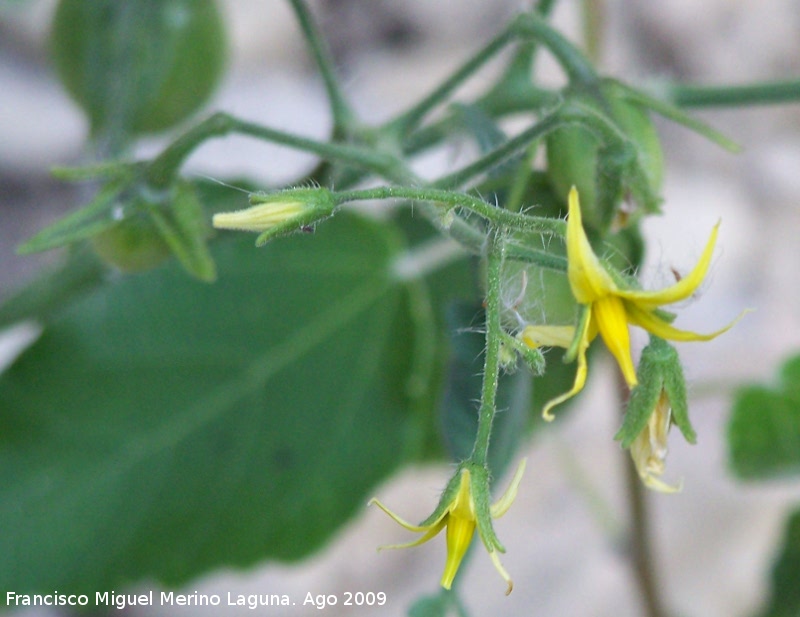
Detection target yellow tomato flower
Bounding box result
[525,186,740,420]
[369,459,526,595]
[630,390,681,493]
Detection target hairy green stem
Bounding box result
[469,230,506,467]
[386,26,517,136]
[334,186,565,235]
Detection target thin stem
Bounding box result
[433,110,565,189]
[145,112,405,188]
[619,373,668,617]
[512,13,598,84]
[667,78,800,108]
[385,26,517,136]
[286,0,356,134]
[470,230,506,467]
[334,186,565,236]
[581,0,605,65]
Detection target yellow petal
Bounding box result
[521,325,576,349]
[212,201,306,232]
[449,469,476,519]
[490,458,527,518]
[441,516,476,590]
[541,307,593,420]
[566,186,618,304]
[617,222,719,309]
[593,295,638,388]
[625,302,747,342]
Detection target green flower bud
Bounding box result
[214,188,337,246]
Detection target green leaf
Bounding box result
[0,213,435,595]
[758,507,800,617]
[728,355,800,480]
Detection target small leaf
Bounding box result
[757,507,800,617]
[0,213,436,594]
[728,355,800,480]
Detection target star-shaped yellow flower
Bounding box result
[524,186,740,420]
[369,459,526,595]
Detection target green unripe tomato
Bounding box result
[91,216,171,273]
[51,0,226,135]
[546,90,664,231]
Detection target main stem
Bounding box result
[470,229,506,467]
[619,373,667,617]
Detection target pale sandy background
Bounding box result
[2,1,800,616]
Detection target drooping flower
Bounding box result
[369,459,526,595]
[523,186,741,420]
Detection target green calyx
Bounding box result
[616,336,696,448]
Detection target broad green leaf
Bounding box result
[728,355,800,480]
[758,507,800,617]
[0,213,435,595]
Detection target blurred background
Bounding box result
[2,1,800,615]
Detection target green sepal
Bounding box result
[616,337,694,447]
[606,79,741,153]
[417,467,465,528]
[662,346,694,443]
[467,463,503,553]
[17,177,130,255]
[144,181,216,281]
